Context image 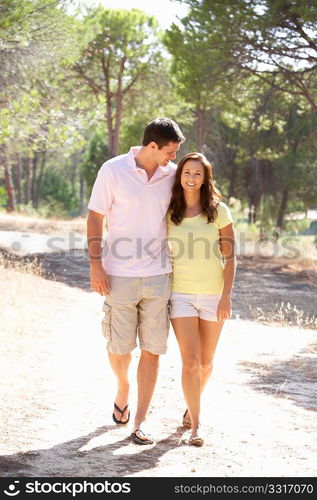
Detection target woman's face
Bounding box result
[180,160,205,193]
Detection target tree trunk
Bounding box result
[276,188,288,230]
[1,144,15,212]
[195,108,206,152]
[106,96,115,157]
[31,151,39,206]
[24,156,32,204]
[106,93,122,158]
[70,153,78,197]
[80,173,86,215]
[112,93,122,157]
[227,160,237,200]
[34,148,46,209]
[247,158,262,224]
[248,204,257,224]
[15,152,22,204]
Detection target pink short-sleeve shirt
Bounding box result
[88,146,176,277]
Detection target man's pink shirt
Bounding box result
[88,146,176,277]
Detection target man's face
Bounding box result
[153,141,181,166]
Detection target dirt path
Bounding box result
[0,257,316,478]
[0,213,316,477]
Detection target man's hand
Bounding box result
[90,262,110,296]
[217,294,231,323]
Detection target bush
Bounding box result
[0,186,8,209]
[81,131,109,191]
[41,171,79,214]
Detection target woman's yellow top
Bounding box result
[167,202,234,294]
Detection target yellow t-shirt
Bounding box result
[167,202,234,294]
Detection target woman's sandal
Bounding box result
[182,409,191,429]
[130,429,154,445]
[112,403,130,425]
[189,436,204,447]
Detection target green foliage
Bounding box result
[0,1,316,229]
[41,170,79,215]
[81,130,109,191]
[0,186,8,208]
[284,218,311,235]
[119,119,146,154]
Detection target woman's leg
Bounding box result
[199,318,224,392]
[171,317,201,438]
[181,319,224,432]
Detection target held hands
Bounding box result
[90,262,110,296]
[217,294,232,323]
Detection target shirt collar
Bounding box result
[127,146,171,176]
[127,146,141,172]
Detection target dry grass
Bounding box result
[0,254,64,337]
[0,211,87,236]
[236,234,317,272]
[249,302,317,330]
[0,249,44,276]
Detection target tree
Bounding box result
[164,6,236,151]
[0,0,79,211]
[81,130,109,191]
[174,0,317,109]
[73,8,162,157]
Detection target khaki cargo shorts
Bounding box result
[101,273,172,355]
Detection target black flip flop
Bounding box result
[130,429,154,445]
[112,403,130,425]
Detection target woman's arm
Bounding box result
[217,223,236,322]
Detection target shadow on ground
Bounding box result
[0,248,91,291]
[1,247,317,324]
[0,425,187,477]
[238,342,317,411]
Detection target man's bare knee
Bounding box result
[140,349,160,362]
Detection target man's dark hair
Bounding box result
[142,117,185,148]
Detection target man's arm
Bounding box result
[87,209,110,295]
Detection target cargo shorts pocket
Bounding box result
[166,302,172,331]
[101,303,112,341]
[167,302,171,320]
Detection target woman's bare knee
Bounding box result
[183,355,200,374]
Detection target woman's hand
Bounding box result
[217,294,232,322]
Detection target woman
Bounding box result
[167,152,236,446]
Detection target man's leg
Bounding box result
[101,276,139,424]
[132,349,160,433]
[108,352,132,423]
[130,274,171,442]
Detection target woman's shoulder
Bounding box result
[214,201,234,226]
[216,201,229,210]
[215,201,232,215]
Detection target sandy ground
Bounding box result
[0,214,317,478]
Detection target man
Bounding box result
[87,117,185,444]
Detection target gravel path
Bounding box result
[0,275,316,478]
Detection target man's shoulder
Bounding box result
[103,153,129,169]
[98,153,129,175]
[166,161,177,175]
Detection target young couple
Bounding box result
[87,118,236,447]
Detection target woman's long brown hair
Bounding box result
[168,152,222,225]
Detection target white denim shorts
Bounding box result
[169,291,221,322]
